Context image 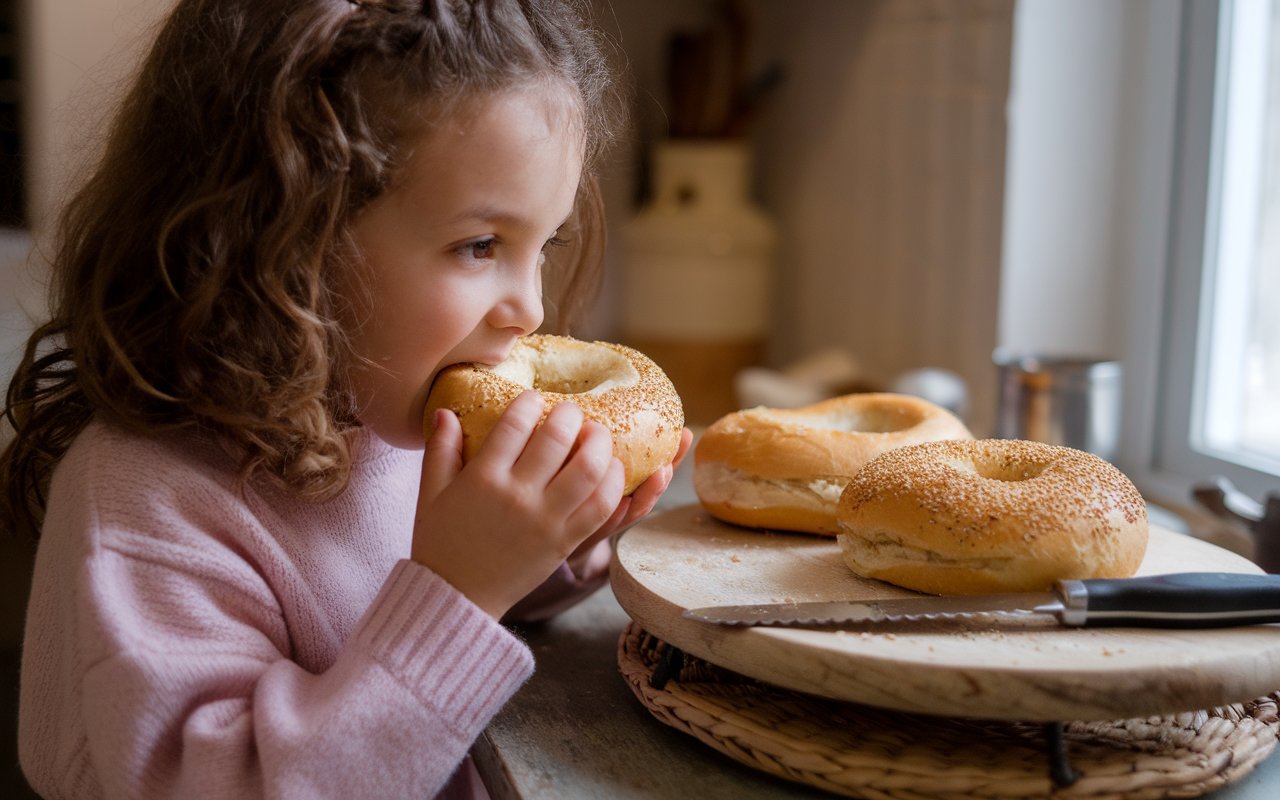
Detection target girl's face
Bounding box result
[345,87,584,448]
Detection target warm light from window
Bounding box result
[1197,0,1280,475]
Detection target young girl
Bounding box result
[2,1,690,797]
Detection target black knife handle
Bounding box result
[1063,572,1280,627]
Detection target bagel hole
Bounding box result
[960,458,1047,482]
[495,346,638,395]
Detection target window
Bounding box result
[1156,0,1279,501]
[1198,0,1280,471]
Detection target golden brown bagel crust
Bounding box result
[693,393,973,535]
[836,439,1149,594]
[424,335,684,495]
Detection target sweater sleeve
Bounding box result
[19,431,534,800]
[72,555,531,800]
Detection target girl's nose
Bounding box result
[492,255,545,334]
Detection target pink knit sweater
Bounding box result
[19,420,608,798]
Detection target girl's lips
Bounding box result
[424,352,509,394]
[469,345,519,367]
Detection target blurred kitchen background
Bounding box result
[1,0,1279,793]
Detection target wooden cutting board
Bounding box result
[610,504,1280,722]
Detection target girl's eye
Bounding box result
[457,237,496,260]
[539,235,569,269]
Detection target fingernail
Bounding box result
[515,390,544,409]
[559,401,583,420]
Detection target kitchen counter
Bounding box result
[479,584,1280,800]
[479,586,829,799]
[476,459,1280,799]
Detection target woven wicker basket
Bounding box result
[618,622,1279,799]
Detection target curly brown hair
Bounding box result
[1,0,625,538]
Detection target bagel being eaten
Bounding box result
[425,335,684,494]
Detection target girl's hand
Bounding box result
[565,426,694,577]
[412,391,625,619]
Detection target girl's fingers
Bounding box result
[470,390,545,468]
[624,428,689,515]
[672,427,694,468]
[595,431,685,535]
[511,401,585,486]
[420,408,464,503]
[564,456,625,536]
[623,463,672,523]
[598,494,632,536]
[545,420,616,514]
[567,495,630,573]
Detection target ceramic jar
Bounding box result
[621,140,777,423]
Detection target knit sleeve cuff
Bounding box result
[353,560,534,732]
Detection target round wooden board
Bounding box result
[610,504,1280,722]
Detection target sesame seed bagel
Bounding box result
[694,393,973,536]
[836,439,1149,595]
[424,334,684,495]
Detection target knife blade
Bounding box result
[682,572,1280,628]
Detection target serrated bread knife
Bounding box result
[681,572,1280,628]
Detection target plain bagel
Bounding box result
[694,393,973,536]
[836,438,1149,595]
[424,334,684,495]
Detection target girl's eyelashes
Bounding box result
[452,232,568,263]
[456,237,496,260]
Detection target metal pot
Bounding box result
[993,350,1122,462]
